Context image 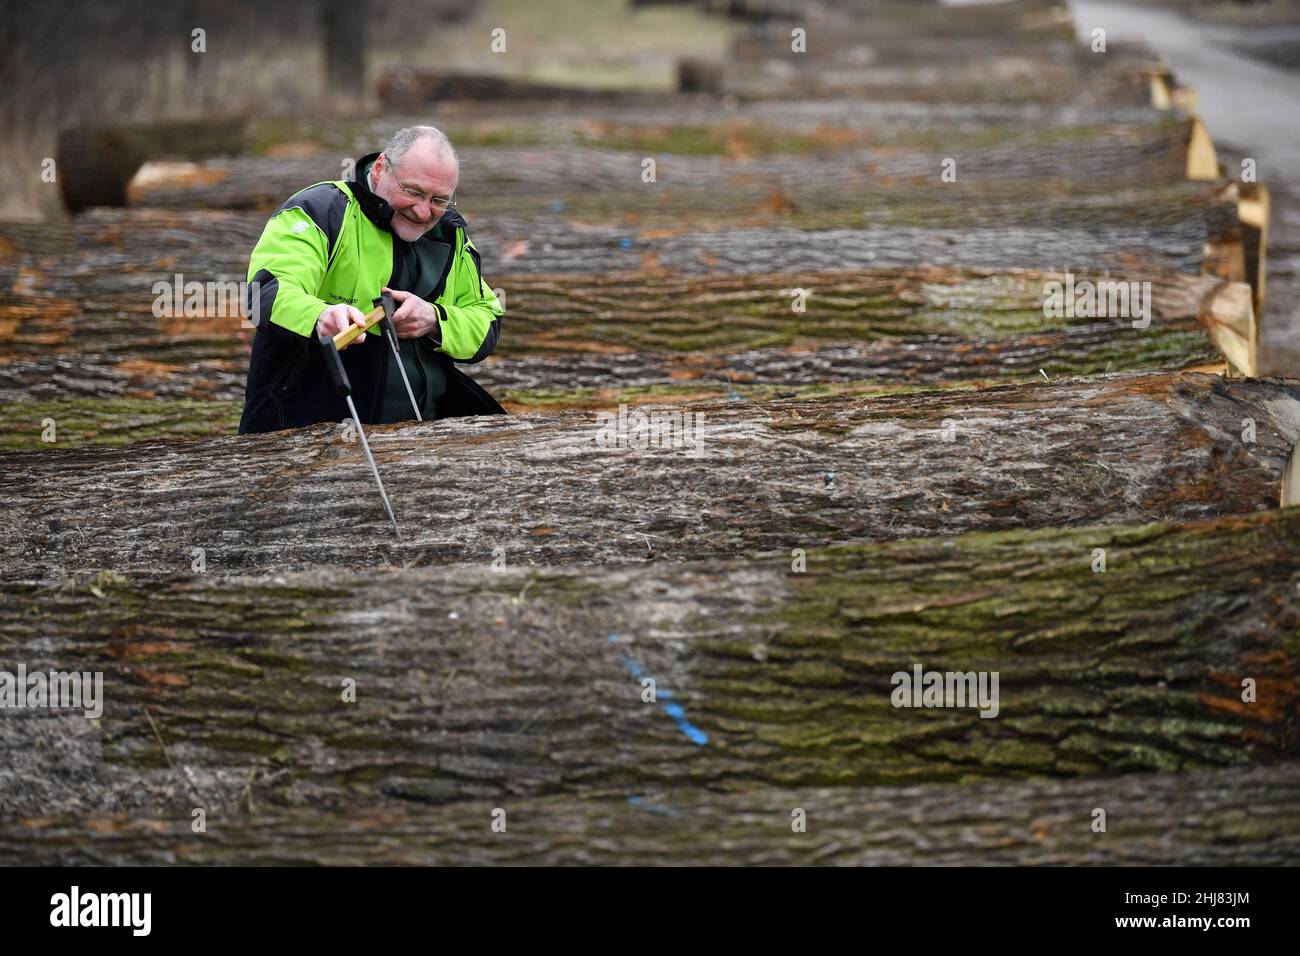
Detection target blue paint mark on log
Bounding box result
[608,637,709,747]
[627,795,679,817]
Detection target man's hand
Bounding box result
[384,287,440,339]
[315,303,368,344]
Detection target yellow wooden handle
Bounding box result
[332,305,385,351]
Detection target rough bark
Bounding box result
[493,268,1223,353]
[721,0,1155,106]
[0,255,1230,445]
[1,507,1297,819]
[127,121,1201,213]
[0,264,1224,376]
[235,98,1184,161]
[321,0,367,112]
[474,267,1227,402]
[473,213,1235,277]
[7,762,1298,865]
[0,397,239,450]
[1,371,1295,578]
[118,126,1239,276]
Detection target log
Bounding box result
[238,97,1182,160]
[1,506,1297,819]
[0,207,264,438]
[5,762,1298,864]
[720,0,1145,105]
[0,239,1231,444]
[1,96,1249,445]
[0,357,244,407]
[471,266,1227,404]
[1203,281,1258,377]
[493,268,1224,355]
[56,119,249,212]
[0,397,239,451]
[1186,118,1220,181]
[0,262,1226,371]
[467,207,1240,278]
[0,371,1295,577]
[128,121,1207,217]
[0,0,1291,873]
[1147,69,1173,110]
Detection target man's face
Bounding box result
[371,143,458,242]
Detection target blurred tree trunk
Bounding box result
[322,0,368,112]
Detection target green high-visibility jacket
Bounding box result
[238,151,504,434]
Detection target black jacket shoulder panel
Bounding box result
[272,183,349,260]
[344,153,395,233]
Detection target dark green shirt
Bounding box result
[370,162,451,423]
[378,333,446,423]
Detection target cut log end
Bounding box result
[1203,281,1257,377]
[1186,117,1220,182]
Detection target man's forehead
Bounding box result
[394,142,458,185]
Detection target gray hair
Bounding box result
[383,125,458,170]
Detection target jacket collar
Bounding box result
[346,151,466,239]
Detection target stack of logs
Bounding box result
[0,0,1296,864]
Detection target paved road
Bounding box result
[1070,1,1300,167]
[948,0,1300,375]
[1070,0,1300,375]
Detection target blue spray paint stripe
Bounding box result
[608,633,708,746]
[627,794,679,817]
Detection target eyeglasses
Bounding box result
[382,154,457,210]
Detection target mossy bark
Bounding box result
[129,121,1200,215]
[0,507,1296,825]
[0,0,1289,869]
[7,762,1297,865]
[1,370,1295,579]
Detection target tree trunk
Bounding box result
[1,216,1236,444]
[0,259,1226,376]
[1,371,1295,578]
[321,0,367,112]
[8,761,1297,865]
[126,121,1203,212]
[1,506,1296,819]
[55,119,249,212]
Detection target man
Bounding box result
[238,126,504,434]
